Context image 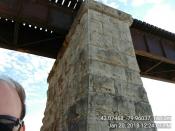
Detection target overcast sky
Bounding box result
[0,0,175,131]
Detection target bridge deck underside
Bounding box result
[0,0,175,83]
[0,17,63,58]
[131,20,175,83]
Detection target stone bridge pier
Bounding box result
[41,1,156,131]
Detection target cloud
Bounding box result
[0,48,54,82]
[131,0,164,7]
[107,2,119,9]
[95,0,119,9]
[118,0,128,5]
[0,49,18,70]
[116,0,164,7]
[144,3,175,33]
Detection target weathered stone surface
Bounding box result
[89,93,114,109]
[89,19,103,33]
[87,117,109,131]
[113,95,135,116]
[114,80,149,103]
[87,0,133,24]
[91,75,115,94]
[89,45,126,67]
[135,102,153,116]
[125,68,143,84]
[90,60,127,81]
[126,55,140,71]
[90,31,113,49]
[112,38,136,56]
[41,1,156,131]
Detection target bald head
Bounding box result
[0,80,22,118]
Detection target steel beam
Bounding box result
[131,19,175,83]
[0,0,82,34]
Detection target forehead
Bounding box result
[0,80,16,95]
[0,81,22,118]
[0,79,15,87]
[0,81,12,93]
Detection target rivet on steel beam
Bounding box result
[23,23,26,26]
[62,0,65,5]
[73,3,77,9]
[68,1,71,7]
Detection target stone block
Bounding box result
[88,9,103,22]
[120,32,133,42]
[67,24,82,46]
[113,95,135,116]
[92,74,115,94]
[66,98,88,131]
[90,60,127,81]
[125,68,142,84]
[90,31,113,49]
[87,117,109,131]
[89,19,103,33]
[135,102,153,116]
[89,45,126,67]
[111,37,122,51]
[137,86,149,102]
[87,0,132,24]
[114,80,143,101]
[103,22,121,38]
[126,55,140,72]
[115,20,131,33]
[112,38,136,56]
[88,92,114,108]
[80,12,88,26]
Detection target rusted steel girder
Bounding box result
[0,16,64,58]
[131,19,175,83]
[0,0,83,58]
[0,0,82,34]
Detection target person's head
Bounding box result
[0,76,26,131]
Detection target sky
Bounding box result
[0,0,175,131]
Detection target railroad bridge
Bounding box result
[0,0,174,131]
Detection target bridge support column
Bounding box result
[41,1,156,131]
